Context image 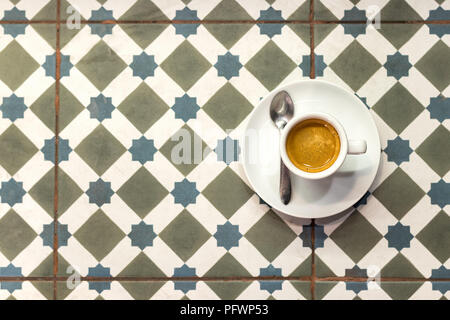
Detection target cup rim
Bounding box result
[280,112,348,180]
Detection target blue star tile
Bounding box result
[299,54,327,77]
[40,222,71,248]
[173,7,200,38]
[171,178,200,207]
[87,264,111,293]
[214,52,243,80]
[353,191,371,207]
[384,137,413,166]
[299,223,327,248]
[345,265,368,294]
[214,221,242,250]
[128,221,157,250]
[427,7,450,38]
[355,94,370,109]
[1,8,27,37]
[384,52,412,80]
[385,222,414,251]
[173,264,197,294]
[89,7,115,37]
[0,94,27,122]
[41,137,72,164]
[427,96,449,123]
[130,52,158,80]
[0,179,26,207]
[215,136,240,165]
[43,53,73,79]
[128,137,157,164]
[0,264,22,293]
[86,179,114,207]
[428,180,449,209]
[259,265,282,294]
[172,94,199,122]
[431,266,450,294]
[87,94,115,122]
[342,7,367,38]
[257,7,284,38]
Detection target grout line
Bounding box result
[53,0,61,301]
[0,276,448,282]
[1,20,450,24]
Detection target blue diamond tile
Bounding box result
[171,178,200,207]
[259,264,282,294]
[87,264,111,293]
[214,221,242,250]
[0,94,27,122]
[215,136,240,165]
[89,8,115,37]
[87,94,115,122]
[427,7,450,38]
[299,54,327,77]
[384,52,412,80]
[427,96,449,123]
[384,137,413,166]
[41,137,72,164]
[299,223,327,248]
[385,222,414,251]
[0,264,22,293]
[173,7,200,38]
[214,52,243,80]
[43,53,73,79]
[130,52,158,80]
[0,179,26,207]
[1,8,27,37]
[173,264,197,294]
[128,221,157,250]
[40,222,71,248]
[86,179,114,207]
[128,137,157,165]
[342,7,367,37]
[257,7,284,38]
[172,94,199,122]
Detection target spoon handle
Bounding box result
[280,159,291,205]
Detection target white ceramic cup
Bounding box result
[280,112,367,180]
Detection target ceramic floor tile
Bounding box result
[314,0,447,21]
[315,281,449,300]
[56,280,311,300]
[60,0,310,21]
[56,22,312,279]
[0,24,55,277]
[0,281,53,300]
[313,22,449,280]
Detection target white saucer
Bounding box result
[241,80,381,219]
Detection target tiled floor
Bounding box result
[0,0,448,300]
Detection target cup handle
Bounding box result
[348,140,367,154]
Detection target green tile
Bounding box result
[119,0,168,20]
[0,124,38,176]
[57,168,83,216]
[29,168,54,217]
[380,0,422,21]
[117,82,169,133]
[0,40,39,91]
[245,41,297,91]
[315,281,339,300]
[381,253,423,278]
[204,24,252,50]
[245,210,297,261]
[330,210,383,262]
[59,84,84,132]
[76,41,127,91]
[118,252,165,277]
[373,168,425,220]
[31,0,57,20]
[415,41,450,92]
[29,253,53,277]
[373,83,423,134]
[206,281,251,300]
[330,41,381,91]
[75,124,126,176]
[0,209,37,260]
[30,84,55,133]
[416,126,450,177]
[378,24,421,50]
[161,41,211,91]
[74,209,125,260]
[120,24,168,49]
[120,282,165,300]
[204,0,252,20]
[416,211,450,264]
[203,83,253,131]
[204,252,251,277]
[380,282,423,300]
[117,167,168,219]
[202,167,253,219]
[159,125,210,176]
[159,209,210,261]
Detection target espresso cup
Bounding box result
[280,112,367,180]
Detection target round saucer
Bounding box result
[241,80,381,219]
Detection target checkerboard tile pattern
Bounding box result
[0,0,448,300]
